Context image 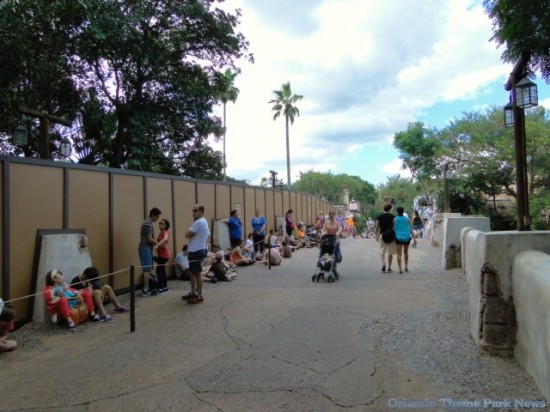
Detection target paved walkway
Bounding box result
[1,238,544,411]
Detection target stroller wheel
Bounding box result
[312,274,316,282]
[328,275,334,283]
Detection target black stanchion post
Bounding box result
[130,265,136,332]
[268,237,271,270]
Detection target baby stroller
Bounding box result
[312,234,340,283]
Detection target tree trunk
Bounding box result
[285,115,291,187]
[223,102,227,181]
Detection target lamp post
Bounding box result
[269,170,278,189]
[16,106,72,159]
[503,52,538,231]
[443,163,452,213]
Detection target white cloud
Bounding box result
[214,0,550,186]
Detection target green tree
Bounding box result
[0,0,252,178]
[393,122,441,202]
[217,69,240,181]
[375,175,420,215]
[292,170,376,214]
[0,0,81,159]
[269,82,303,187]
[484,0,550,81]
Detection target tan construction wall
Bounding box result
[0,156,331,323]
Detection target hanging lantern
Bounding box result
[515,78,538,109]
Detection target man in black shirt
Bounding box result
[375,203,397,273]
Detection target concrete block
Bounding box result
[431,213,460,248]
[513,250,550,401]
[443,217,490,270]
[33,234,92,323]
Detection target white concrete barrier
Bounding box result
[443,217,490,269]
[464,230,550,356]
[431,213,460,248]
[513,250,550,401]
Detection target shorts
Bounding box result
[378,238,397,255]
[188,249,208,275]
[395,238,412,245]
[138,246,154,272]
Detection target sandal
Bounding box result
[181,292,196,300]
[386,269,392,273]
[381,265,386,273]
[405,268,409,272]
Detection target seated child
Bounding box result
[231,241,254,266]
[263,247,282,266]
[281,241,293,258]
[211,253,238,281]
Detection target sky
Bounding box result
[212,0,550,187]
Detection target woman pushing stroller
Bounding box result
[312,210,342,282]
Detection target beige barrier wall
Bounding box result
[513,250,550,401]
[463,230,550,356]
[0,156,331,323]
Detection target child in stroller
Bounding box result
[312,234,340,283]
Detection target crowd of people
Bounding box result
[0,202,430,342]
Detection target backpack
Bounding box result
[149,274,159,293]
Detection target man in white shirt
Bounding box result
[182,204,210,304]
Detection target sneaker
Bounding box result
[67,322,76,331]
[181,292,196,300]
[158,288,166,294]
[187,295,204,305]
[114,306,129,313]
[141,289,151,297]
[101,314,114,323]
[381,265,386,273]
[91,313,104,322]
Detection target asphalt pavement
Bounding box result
[1,237,544,411]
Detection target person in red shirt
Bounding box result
[155,219,171,293]
[43,269,100,331]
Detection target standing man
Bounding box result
[138,207,161,296]
[182,204,210,304]
[251,208,266,259]
[375,203,396,273]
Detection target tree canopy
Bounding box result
[484,0,550,82]
[0,0,252,178]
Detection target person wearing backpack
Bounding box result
[375,203,396,273]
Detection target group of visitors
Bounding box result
[42,267,129,332]
[375,203,418,274]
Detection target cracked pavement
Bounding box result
[1,238,542,411]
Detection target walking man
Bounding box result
[182,204,210,304]
[375,203,396,273]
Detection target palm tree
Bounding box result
[269,82,303,187]
[218,69,240,181]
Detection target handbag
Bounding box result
[69,302,89,326]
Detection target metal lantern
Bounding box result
[60,137,72,157]
[13,124,28,146]
[515,77,538,109]
[503,101,514,128]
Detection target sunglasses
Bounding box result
[192,209,199,212]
